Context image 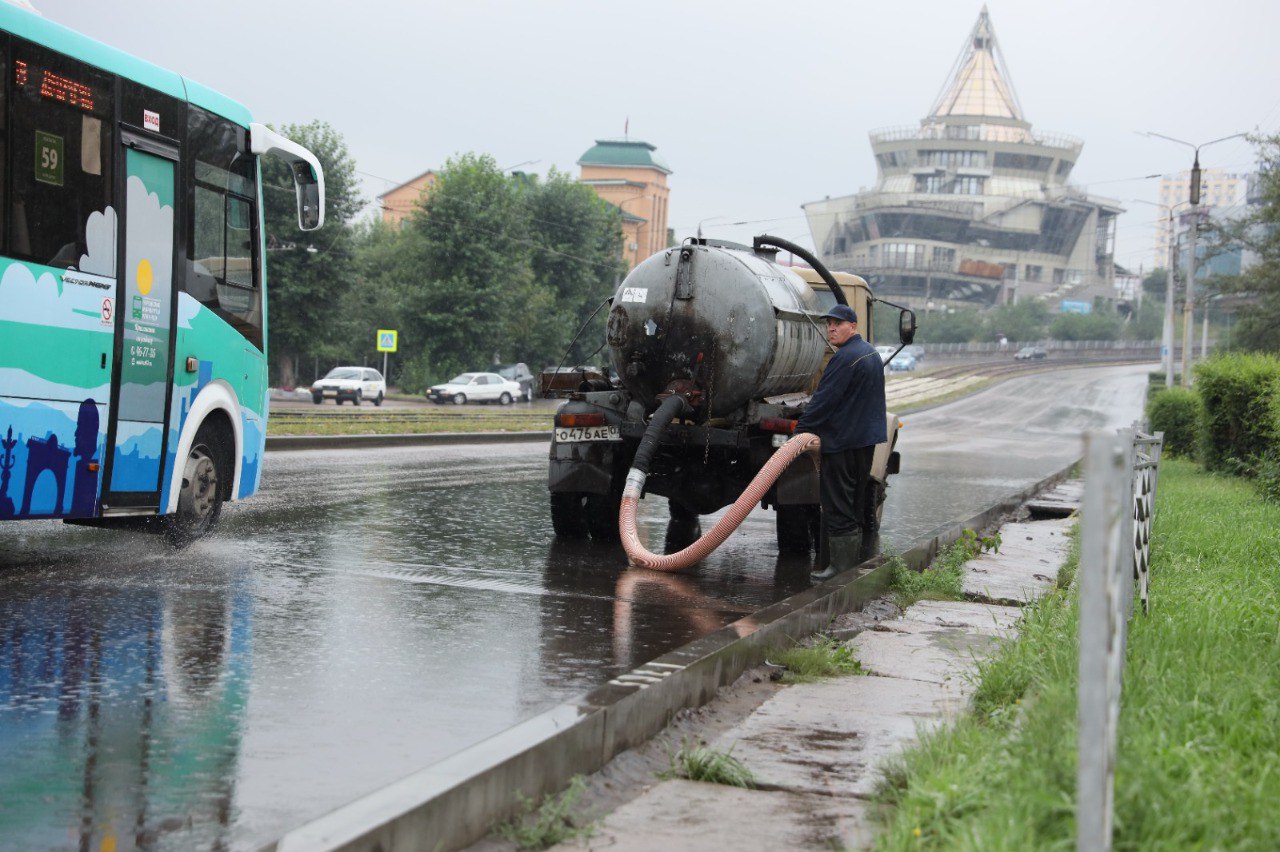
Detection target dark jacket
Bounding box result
[795,334,887,452]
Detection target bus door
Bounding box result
[101,133,178,511]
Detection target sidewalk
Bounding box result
[541,482,1081,851]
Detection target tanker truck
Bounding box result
[546,235,916,556]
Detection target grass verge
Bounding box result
[872,459,1280,849]
[768,635,865,683]
[495,775,595,850]
[664,741,757,789]
[889,529,1000,609]
[267,412,552,436]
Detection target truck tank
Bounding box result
[605,242,828,418]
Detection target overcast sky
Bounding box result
[34,0,1280,273]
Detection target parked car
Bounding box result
[494,362,535,401]
[1015,346,1047,360]
[311,367,386,405]
[887,352,917,372]
[427,372,524,405]
[875,345,897,363]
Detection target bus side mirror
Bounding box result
[899,309,917,345]
[293,162,322,231]
[249,123,326,231]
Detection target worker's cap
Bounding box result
[820,304,858,324]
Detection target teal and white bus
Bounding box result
[0,4,323,542]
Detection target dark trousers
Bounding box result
[819,445,875,538]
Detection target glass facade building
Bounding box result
[803,9,1123,309]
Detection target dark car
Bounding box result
[1015,346,1047,360]
[494,363,535,401]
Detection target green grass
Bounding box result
[495,775,595,850]
[768,634,865,683]
[665,741,757,788]
[872,459,1280,849]
[267,411,552,436]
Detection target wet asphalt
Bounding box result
[0,364,1149,850]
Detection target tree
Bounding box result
[521,168,625,366]
[983,300,1050,343]
[260,121,364,387]
[1213,134,1280,353]
[1049,310,1121,341]
[915,308,983,343]
[1142,267,1169,300]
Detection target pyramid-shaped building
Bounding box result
[803,7,1123,309]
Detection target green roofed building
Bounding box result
[579,138,672,270]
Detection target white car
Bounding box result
[427,372,524,405]
[311,367,386,406]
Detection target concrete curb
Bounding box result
[268,458,1079,852]
[264,432,551,452]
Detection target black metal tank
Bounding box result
[605,242,827,418]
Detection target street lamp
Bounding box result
[1130,198,1191,388]
[1145,131,1246,385]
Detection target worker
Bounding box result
[795,303,887,581]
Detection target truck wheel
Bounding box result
[865,480,886,533]
[164,421,228,547]
[550,492,589,538]
[776,504,817,553]
[585,492,620,541]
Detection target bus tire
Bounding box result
[164,421,228,547]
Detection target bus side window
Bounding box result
[8,39,114,271]
[185,106,261,350]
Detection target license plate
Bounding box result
[555,425,621,443]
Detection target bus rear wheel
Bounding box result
[164,422,227,547]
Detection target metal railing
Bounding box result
[1077,423,1164,852]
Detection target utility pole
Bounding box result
[1184,191,1197,387]
[1145,131,1246,386]
[1165,219,1178,388]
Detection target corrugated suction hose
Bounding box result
[619,431,819,572]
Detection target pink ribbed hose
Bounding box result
[619,432,819,572]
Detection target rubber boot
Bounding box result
[810,532,862,581]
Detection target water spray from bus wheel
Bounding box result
[545,234,916,572]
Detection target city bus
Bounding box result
[0,4,324,543]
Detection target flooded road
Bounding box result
[0,364,1148,849]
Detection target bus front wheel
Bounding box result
[164,422,227,547]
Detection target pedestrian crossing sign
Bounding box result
[377,329,398,353]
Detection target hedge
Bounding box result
[1146,387,1202,458]
[1193,353,1280,474]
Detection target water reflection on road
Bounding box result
[0,365,1148,849]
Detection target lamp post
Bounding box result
[1145,131,1246,385]
[1131,198,1190,388]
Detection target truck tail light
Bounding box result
[556,412,606,428]
[760,417,797,434]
